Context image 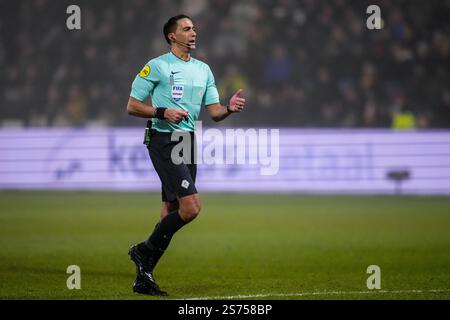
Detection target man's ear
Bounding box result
[168,33,176,42]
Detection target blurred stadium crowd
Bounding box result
[0,0,449,128]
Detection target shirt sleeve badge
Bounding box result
[139,65,151,78]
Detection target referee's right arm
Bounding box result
[127,97,188,123]
[127,62,188,122]
[127,96,157,118]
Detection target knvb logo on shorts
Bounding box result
[181,179,190,189]
[172,85,184,102]
[170,121,280,176]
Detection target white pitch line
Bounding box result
[180,289,450,300]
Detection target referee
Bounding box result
[126,15,246,296]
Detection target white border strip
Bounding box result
[181,289,450,300]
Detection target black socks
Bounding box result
[146,210,186,249]
[140,210,187,269]
[139,222,172,269]
[141,210,187,270]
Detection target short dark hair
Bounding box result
[163,14,191,45]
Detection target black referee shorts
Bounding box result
[147,129,197,203]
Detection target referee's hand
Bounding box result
[164,109,189,124]
[228,89,246,113]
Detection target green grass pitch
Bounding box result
[0,192,449,300]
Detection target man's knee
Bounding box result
[178,194,201,222]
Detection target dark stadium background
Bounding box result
[1,0,449,128]
[0,0,449,300]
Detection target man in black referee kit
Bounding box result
[126,15,246,295]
